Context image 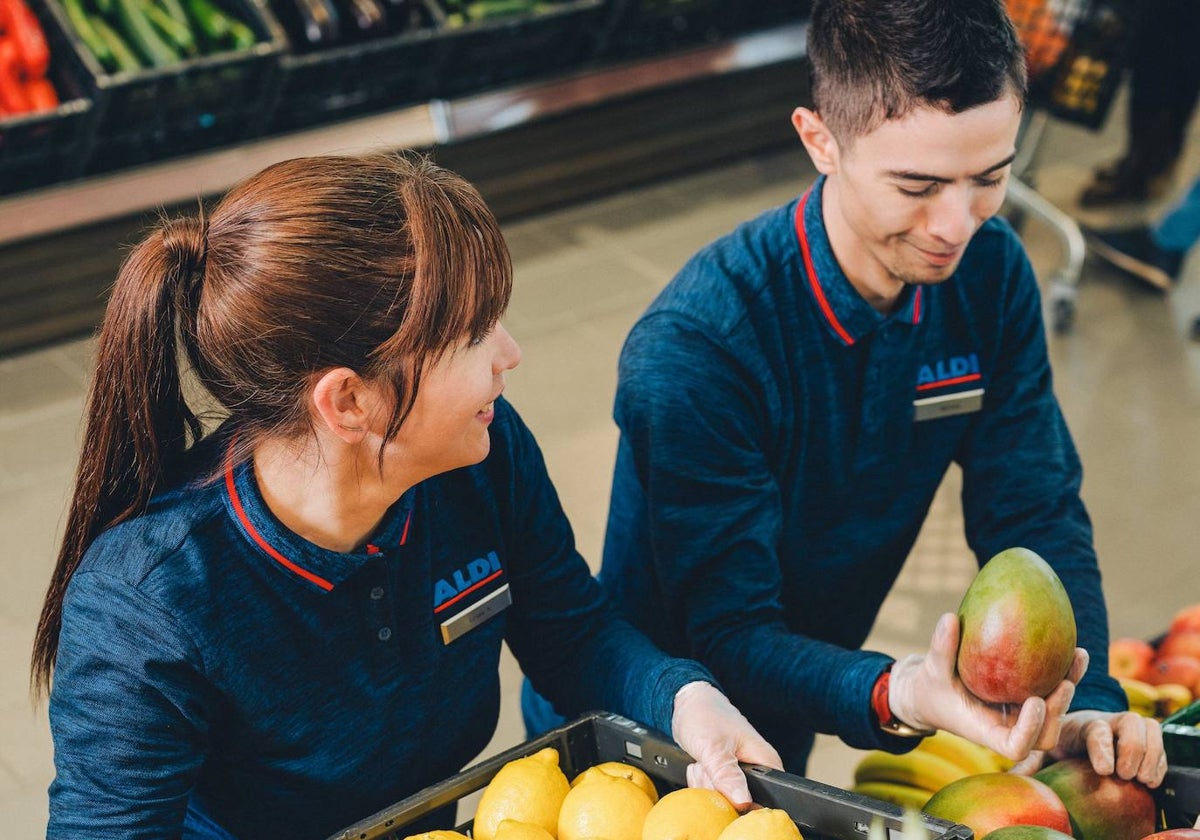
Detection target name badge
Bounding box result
[440,583,511,645]
[913,388,985,422]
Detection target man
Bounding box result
[524,0,1165,784]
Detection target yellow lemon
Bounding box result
[572,762,660,804]
[404,832,470,840]
[475,747,571,840]
[715,809,803,840]
[641,788,737,840]
[559,771,653,840]
[496,820,557,840]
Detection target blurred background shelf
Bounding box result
[0,21,808,355]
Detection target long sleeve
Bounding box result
[495,400,715,736]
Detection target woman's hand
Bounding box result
[887,613,1088,761]
[671,681,783,808]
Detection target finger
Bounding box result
[737,737,784,772]
[1067,648,1089,684]
[1085,717,1116,776]
[1035,681,1076,751]
[1008,749,1045,776]
[993,697,1045,761]
[1138,719,1167,787]
[702,758,754,809]
[686,762,707,790]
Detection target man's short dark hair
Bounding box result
[808,0,1028,141]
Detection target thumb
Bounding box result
[928,613,960,679]
[700,754,753,809]
[736,736,783,771]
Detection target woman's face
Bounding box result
[384,322,522,480]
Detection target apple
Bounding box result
[1144,655,1200,693]
[1159,631,1200,662]
[1109,638,1156,681]
[1141,832,1200,840]
[1169,603,1200,637]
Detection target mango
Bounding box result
[982,827,1076,840]
[1034,759,1156,840]
[922,773,1072,837]
[957,547,1076,704]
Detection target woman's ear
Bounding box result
[792,107,841,175]
[311,368,373,444]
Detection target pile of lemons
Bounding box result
[406,747,804,840]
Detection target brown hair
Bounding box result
[30,152,512,697]
[808,0,1028,142]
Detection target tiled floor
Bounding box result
[2,98,1199,836]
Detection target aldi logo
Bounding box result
[434,550,503,614]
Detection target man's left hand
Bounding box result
[1008,709,1167,786]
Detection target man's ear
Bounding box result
[311,368,373,444]
[792,107,840,175]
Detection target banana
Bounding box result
[1154,683,1193,719]
[852,781,932,811]
[853,749,968,793]
[1119,677,1160,717]
[914,730,1006,775]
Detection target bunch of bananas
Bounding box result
[1118,677,1194,720]
[851,730,1011,810]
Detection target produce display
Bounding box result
[1111,603,1200,720]
[435,747,804,840]
[59,0,260,72]
[0,0,60,116]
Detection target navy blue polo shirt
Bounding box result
[598,175,1125,771]
[47,399,711,840]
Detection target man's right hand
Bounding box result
[886,613,1088,761]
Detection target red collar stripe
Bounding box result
[795,192,855,346]
[916,372,982,392]
[433,568,504,614]
[400,509,412,545]
[913,287,923,324]
[224,458,335,592]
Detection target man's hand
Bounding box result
[1009,710,1168,786]
[888,613,1088,761]
[671,681,783,808]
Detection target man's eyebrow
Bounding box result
[884,153,1018,183]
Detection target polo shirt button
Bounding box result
[370,586,385,600]
[378,627,392,641]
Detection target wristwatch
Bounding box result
[872,665,937,738]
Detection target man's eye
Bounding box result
[976,176,1005,188]
[900,184,937,198]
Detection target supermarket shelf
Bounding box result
[0,22,806,249]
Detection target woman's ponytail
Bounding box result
[30,213,207,699]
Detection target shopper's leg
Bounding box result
[1152,177,1200,254]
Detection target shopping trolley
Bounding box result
[1004,0,1136,333]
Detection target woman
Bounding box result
[31,154,780,840]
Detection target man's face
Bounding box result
[826,94,1023,288]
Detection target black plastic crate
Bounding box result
[599,0,809,61]
[328,711,974,840]
[0,0,95,195]
[1164,699,1200,768]
[1158,766,1200,830]
[262,0,442,134]
[41,0,286,175]
[430,0,606,99]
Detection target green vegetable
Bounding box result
[92,15,143,72]
[115,0,181,65]
[185,0,232,45]
[141,0,197,55]
[62,0,115,69]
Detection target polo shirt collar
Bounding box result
[794,175,925,346]
[222,451,415,593]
